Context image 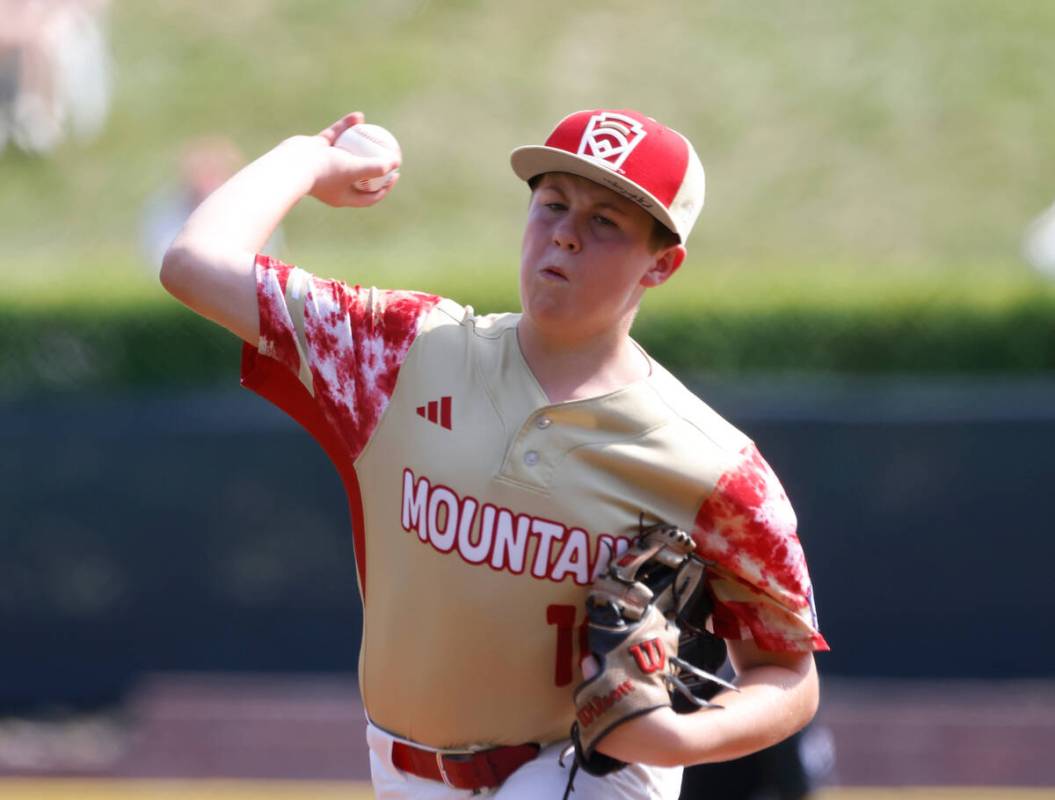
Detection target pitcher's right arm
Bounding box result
[160,112,400,344]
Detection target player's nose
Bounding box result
[552,217,581,253]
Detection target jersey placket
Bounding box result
[497,409,565,491]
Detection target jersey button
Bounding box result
[536,416,552,430]
[524,450,540,466]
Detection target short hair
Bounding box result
[648,219,680,253]
[528,174,682,254]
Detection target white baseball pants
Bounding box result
[367,722,683,800]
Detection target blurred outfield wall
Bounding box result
[3,378,1054,709]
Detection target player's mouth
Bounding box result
[540,266,569,282]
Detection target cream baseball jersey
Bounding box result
[241,255,828,750]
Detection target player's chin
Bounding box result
[520,294,577,330]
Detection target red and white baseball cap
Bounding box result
[510,109,705,242]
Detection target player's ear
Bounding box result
[640,244,686,288]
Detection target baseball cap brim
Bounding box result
[510,145,682,241]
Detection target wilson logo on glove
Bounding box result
[628,639,666,674]
[568,519,738,780]
[576,679,635,729]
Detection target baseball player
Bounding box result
[160,108,828,799]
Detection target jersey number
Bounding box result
[546,604,589,687]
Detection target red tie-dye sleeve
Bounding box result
[692,443,829,653]
[241,254,441,464]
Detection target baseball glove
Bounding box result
[567,519,737,776]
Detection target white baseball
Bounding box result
[334,123,401,192]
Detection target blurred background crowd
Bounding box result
[0,0,111,156]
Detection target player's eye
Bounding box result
[545,202,567,212]
[593,214,617,228]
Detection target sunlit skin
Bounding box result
[586,637,817,766]
[160,112,399,345]
[516,172,685,403]
[519,172,685,342]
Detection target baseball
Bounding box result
[334,123,401,192]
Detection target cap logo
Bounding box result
[577,112,647,172]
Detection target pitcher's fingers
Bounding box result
[354,155,401,178]
[317,112,365,144]
[580,655,599,679]
[350,172,401,206]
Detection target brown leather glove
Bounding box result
[569,521,737,775]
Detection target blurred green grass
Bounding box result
[4,0,1055,307]
[8,244,1053,320]
[3,0,1054,393]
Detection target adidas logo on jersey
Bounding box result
[416,396,452,430]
